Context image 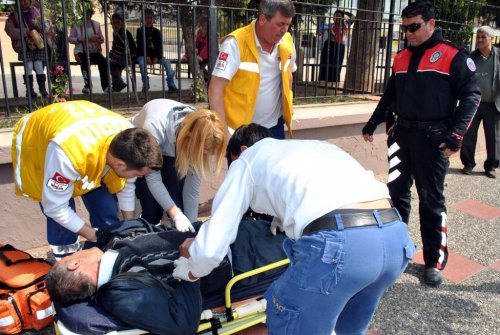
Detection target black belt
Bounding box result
[396,118,434,130]
[302,208,400,236]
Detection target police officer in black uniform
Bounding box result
[361,1,481,287]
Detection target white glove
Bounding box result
[173,256,198,282]
[270,217,282,236]
[173,211,195,232]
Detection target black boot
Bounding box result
[36,74,49,98]
[24,75,37,98]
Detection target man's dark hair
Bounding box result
[226,123,273,163]
[258,0,296,20]
[402,1,435,21]
[109,128,163,170]
[46,263,96,305]
[111,13,124,23]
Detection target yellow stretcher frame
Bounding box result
[53,259,290,335]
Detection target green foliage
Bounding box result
[0,4,15,13]
[434,0,486,48]
[245,0,334,15]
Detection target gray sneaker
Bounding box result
[424,267,443,287]
[485,170,496,178]
[82,87,90,94]
[461,166,473,175]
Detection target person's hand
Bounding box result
[153,57,159,64]
[173,211,195,232]
[362,133,374,142]
[439,131,462,157]
[362,121,377,142]
[146,56,152,65]
[173,256,198,282]
[78,224,97,242]
[179,238,194,258]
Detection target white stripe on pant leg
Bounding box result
[389,156,401,169]
[50,238,81,260]
[387,169,401,183]
[437,212,447,269]
[388,142,400,157]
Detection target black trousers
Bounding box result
[135,156,185,224]
[75,52,109,90]
[319,40,345,82]
[460,102,500,171]
[387,126,449,270]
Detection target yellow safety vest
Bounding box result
[12,101,132,201]
[223,20,294,136]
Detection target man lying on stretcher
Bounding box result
[46,217,286,335]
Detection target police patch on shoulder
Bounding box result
[47,172,70,192]
[466,58,476,71]
[429,50,442,63]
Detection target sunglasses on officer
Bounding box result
[401,21,426,33]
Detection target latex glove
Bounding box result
[270,217,282,236]
[173,256,197,282]
[173,211,195,232]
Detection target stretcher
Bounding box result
[53,258,290,335]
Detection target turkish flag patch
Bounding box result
[218,52,229,61]
[47,172,71,192]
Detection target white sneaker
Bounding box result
[82,87,90,94]
[103,87,110,93]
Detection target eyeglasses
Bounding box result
[401,22,426,33]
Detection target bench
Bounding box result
[10,58,189,98]
[9,61,79,98]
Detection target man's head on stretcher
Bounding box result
[46,247,103,304]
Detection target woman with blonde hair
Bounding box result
[132,99,226,232]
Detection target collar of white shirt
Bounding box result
[97,249,119,289]
[254,26,283,55]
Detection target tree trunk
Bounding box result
[345,0,383,94]
[178,6,208,102]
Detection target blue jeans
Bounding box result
[42,185,120,247]
[264,218,415,335]
[136,56,175,87]
[269,116,285,139]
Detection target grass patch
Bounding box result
[294,95,370,105]
[0,117,21,129]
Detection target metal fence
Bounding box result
[0,0,498,116]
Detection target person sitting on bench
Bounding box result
[136,8,177,93]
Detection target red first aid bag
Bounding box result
[0,244,54,334]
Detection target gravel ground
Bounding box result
[25,154,499,335]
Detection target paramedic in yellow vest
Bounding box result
[208,0,296,139]
[11,101,163,259]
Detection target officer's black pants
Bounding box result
[386,127,449,270]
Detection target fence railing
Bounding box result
[0,0,498,117]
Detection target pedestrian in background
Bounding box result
[461,26,499,179]
[319,9,354,83]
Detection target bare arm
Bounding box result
[208,76,230,128]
